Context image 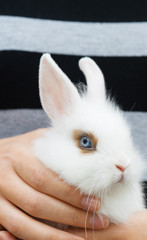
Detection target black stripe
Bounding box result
[1,0,147,22]
[143,182,147,207]
[0,51,147,111]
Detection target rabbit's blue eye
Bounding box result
[80,136,92,149]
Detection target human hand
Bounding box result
[67,209,147,239]
[0,129,109,240]
[0,228,17,240]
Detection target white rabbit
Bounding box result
[34,54,145,224]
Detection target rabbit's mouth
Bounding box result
[113,172,126,185]
[117,173,124,183]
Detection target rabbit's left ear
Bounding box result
[39,54,80,122]
[79,57,106,102]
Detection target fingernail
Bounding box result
[89,214,109,229]
[81,197,100,211]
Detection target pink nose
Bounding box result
[115,164,125,172]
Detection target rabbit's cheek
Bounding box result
[125,160,143,183]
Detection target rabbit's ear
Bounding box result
[39,54,80,122]
[79,57,106,101]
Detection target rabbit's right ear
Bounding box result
[39,54,80,122]
[79,57,106,102]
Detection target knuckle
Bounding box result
[32,168,47,189]
[25,194,40,216]
[43,232,60,240]
[66,185,77,195]
[65,186,80,204]
[6,216,20,237]
[1,142,17,156]
[44,232,73,240]
[0,162,13,192]
[71,210,81,226]
[44,235,56,240]
[0,141,20,165]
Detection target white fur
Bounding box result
[34,54,145,224]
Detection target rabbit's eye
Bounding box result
[80,136,93,149]
[73,130,97,153]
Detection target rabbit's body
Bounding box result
[34,54,145,224]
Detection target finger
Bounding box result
[0,169,109,229]
[0,196,84,240]
[67,224,126,240]
[0,231,17,240]
[12,145,100,212]
[0,129,47,146]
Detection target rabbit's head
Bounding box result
[38,54,143,197]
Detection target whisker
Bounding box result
[97,212,104,228]
[84,186,95,239]
[86,186,93,205]
[85,195,94,239]
[129,102,136,111]
[92,195,97,240]
[97,188,106,228]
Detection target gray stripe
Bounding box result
[0,110,146,179]
[0,16,147,56]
